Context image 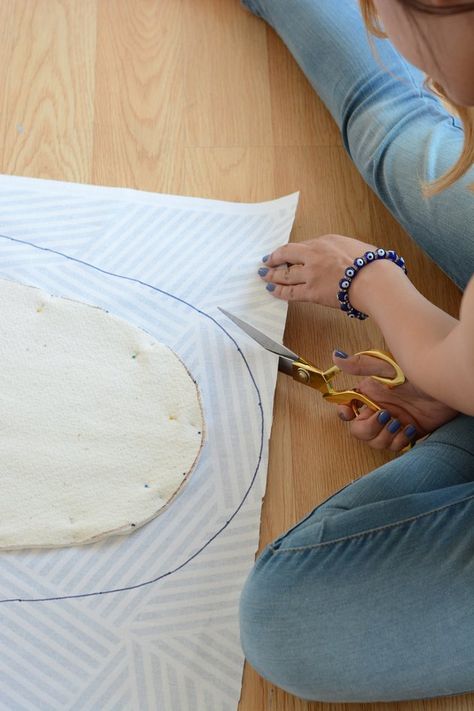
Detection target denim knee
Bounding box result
[239,544,324,700]
[239,546,293,687]
[239,494,474,703]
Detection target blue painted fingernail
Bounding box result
[387,419,401,433]
[266,283,276,292]
[334,350,348,359]
[258,267,268,277]
[377,410,391,425]
[262,254,270,262]
[405,425,417,438]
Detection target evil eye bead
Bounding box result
[339,278,351,289]
[339,248,406,321]
[352,310,366,320]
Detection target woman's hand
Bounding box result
[333,351,459,452]
[258,234,378,308]
[259,234,473,417]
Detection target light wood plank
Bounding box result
[92,0,184,191]
[183,0,273,148]
[0,0,96,182]
[181,146,275,202]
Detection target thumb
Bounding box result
[332,350,359,374]
[332,349,396,379]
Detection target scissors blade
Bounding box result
[218,307,299,361]
[277,355,295,376]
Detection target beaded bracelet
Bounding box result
[337,248,407,320]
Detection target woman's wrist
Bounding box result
[348,258,408,317]
[347,257,460,406]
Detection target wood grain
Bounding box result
[92,0,184,191]
[0,1,468,710]
[183,0,272,149]
[0,0,96,182]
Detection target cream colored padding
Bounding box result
[0,279,204,549]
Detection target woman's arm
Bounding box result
[259,235,474,416]
[348,262,474,415]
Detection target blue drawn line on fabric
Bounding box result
[0,232,265,604]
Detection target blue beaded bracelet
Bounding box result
[337,248,407,320]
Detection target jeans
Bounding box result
[239,0,474,703]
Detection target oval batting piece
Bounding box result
[0,279,204,549]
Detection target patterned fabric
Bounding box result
[0,175,298,711]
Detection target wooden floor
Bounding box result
[0,1,469,710]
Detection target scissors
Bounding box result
[219,307,405,415]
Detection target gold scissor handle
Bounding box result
[291,349,411,452]
[356,349,405,388]
[291,349,404,411]
[322,349,405,415]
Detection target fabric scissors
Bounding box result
[219,308,405,415]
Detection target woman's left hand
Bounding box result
[258,234,377,308]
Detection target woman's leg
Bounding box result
[241,0,474,290]
[239,414,474,702]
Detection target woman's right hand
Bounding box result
[333,351,459,453]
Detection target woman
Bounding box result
[239,0,474,702]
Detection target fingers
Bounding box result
[258,261,311,301]
[263,244,307,267]
[332,351,418,451]
[258,263,306,286]
[332,350,396,380]
[337,404,355,422]
[266,283,310,301]
[342,407,418,453]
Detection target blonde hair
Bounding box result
[359,0,474,196]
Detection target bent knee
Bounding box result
[239,545,328,699]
